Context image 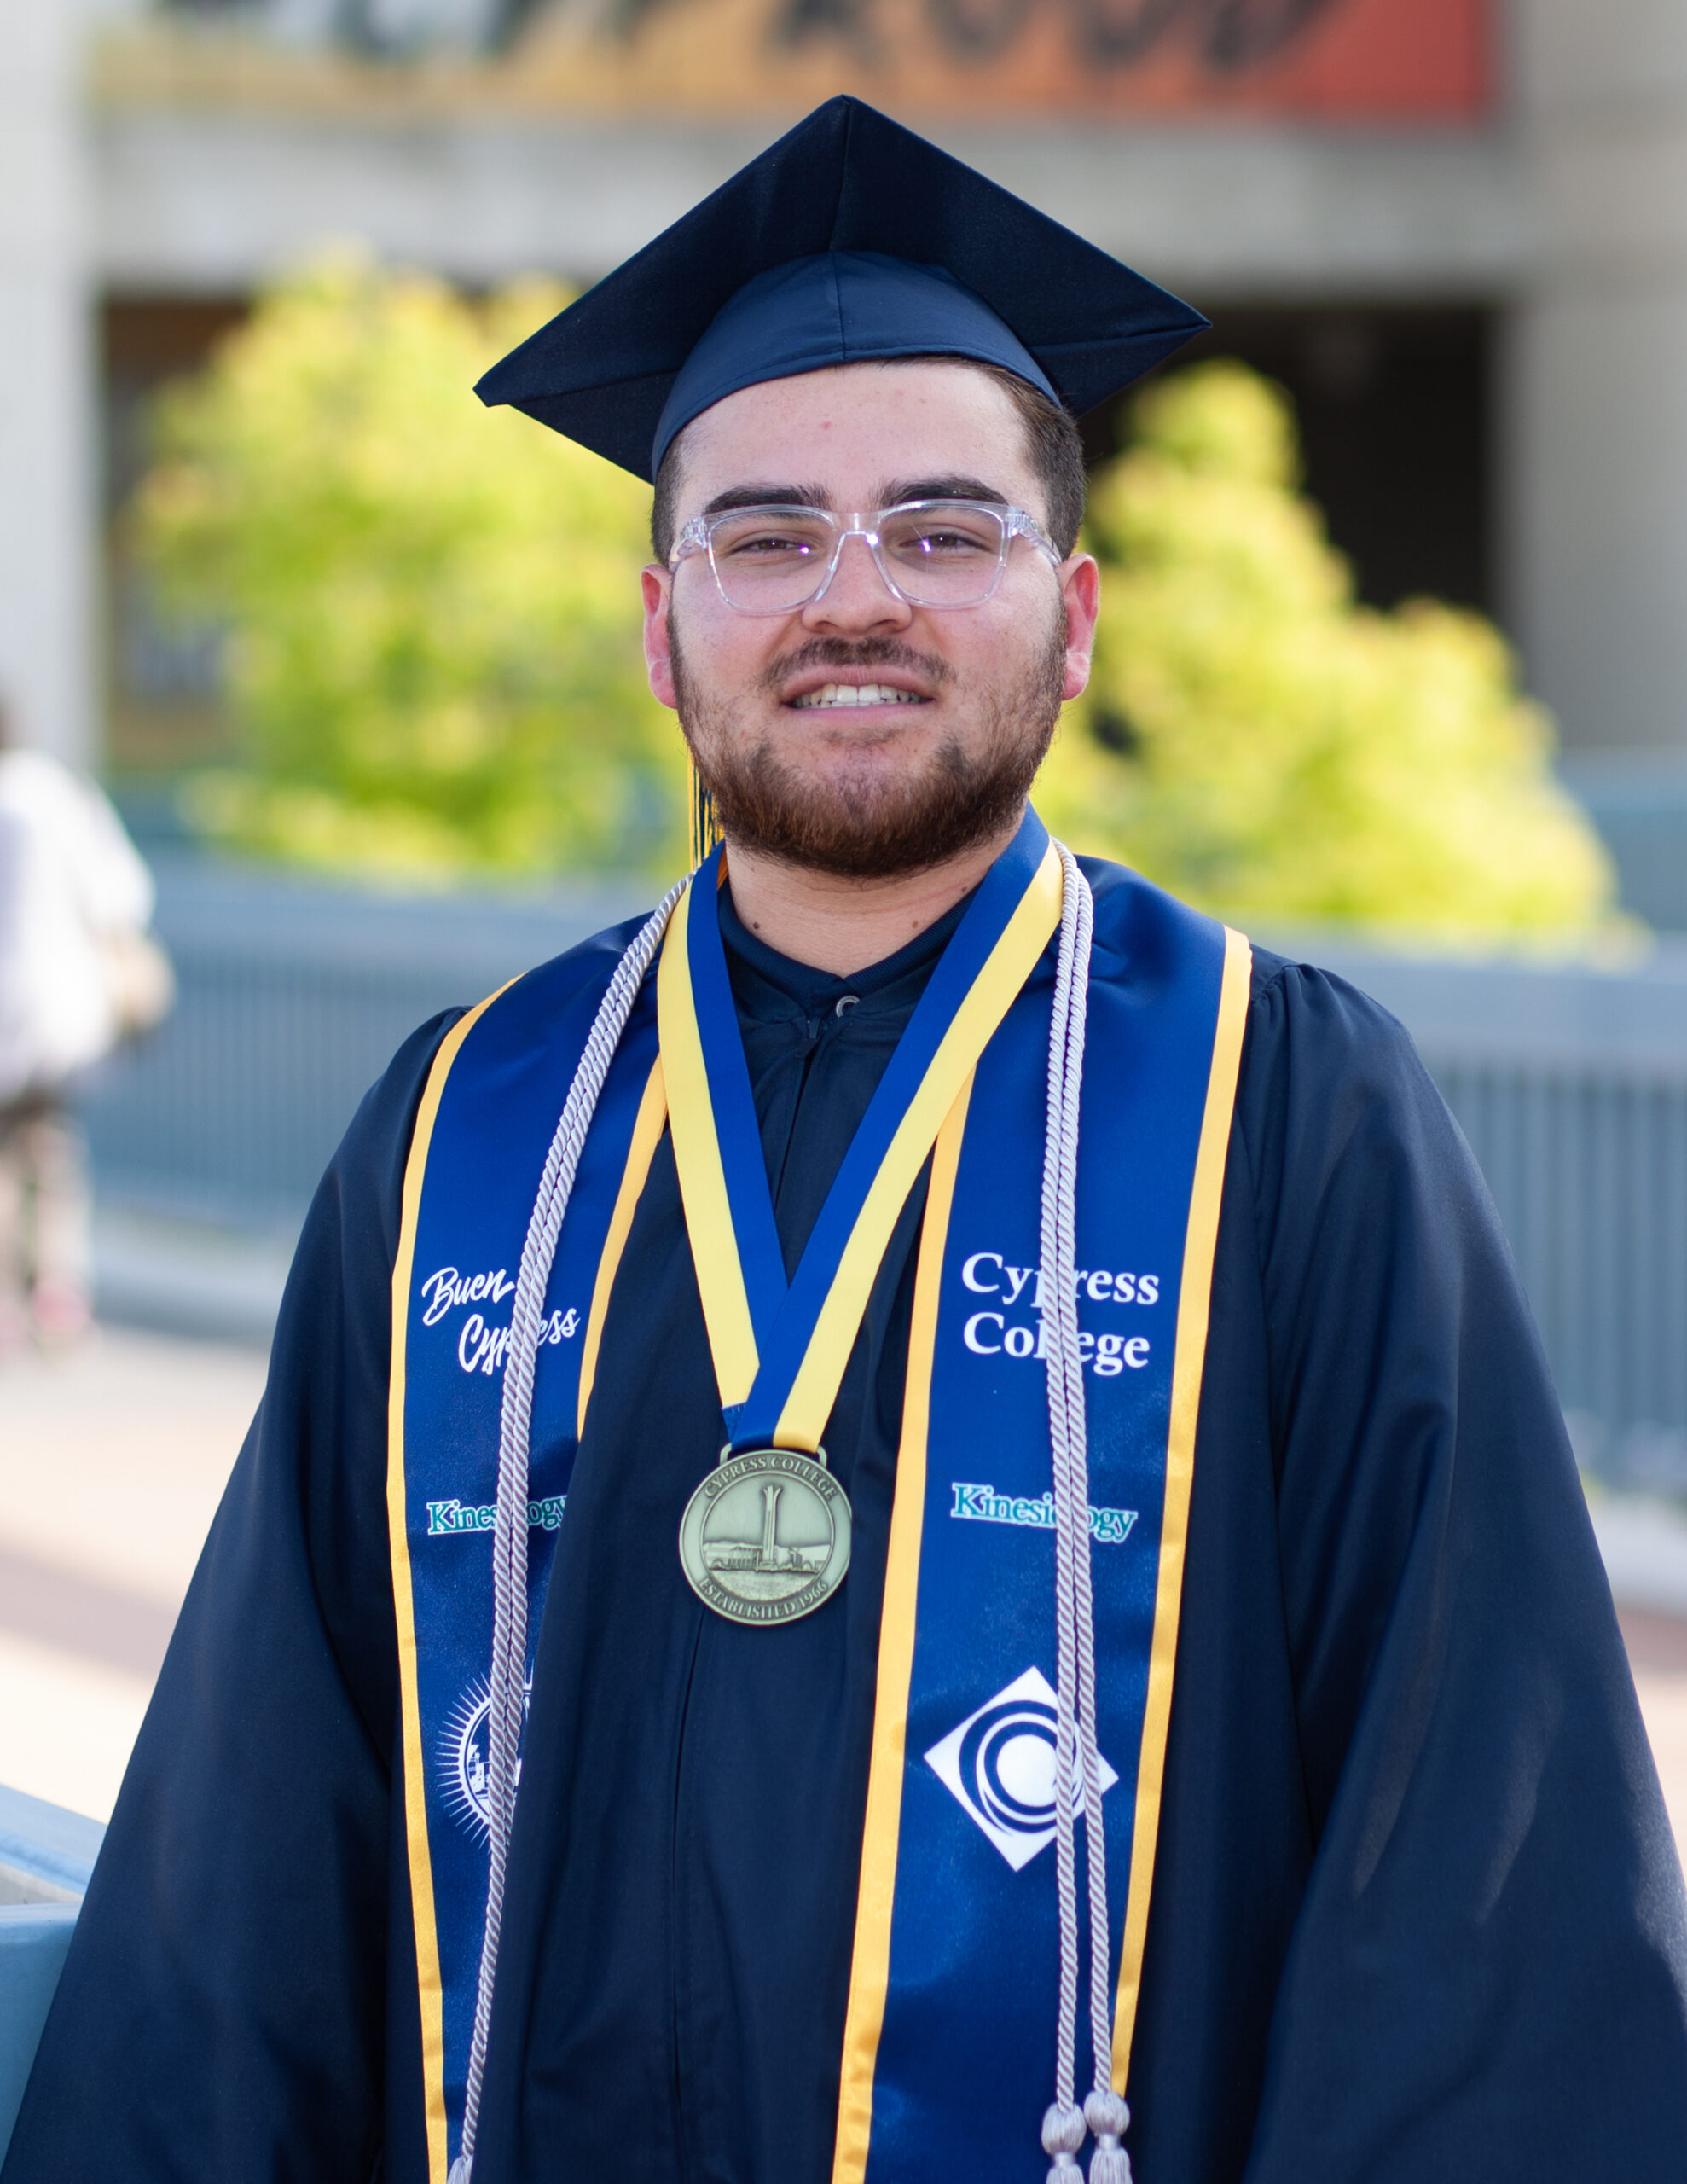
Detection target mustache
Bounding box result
[757,636,954,696]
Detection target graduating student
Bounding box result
[7,97,1685,2184]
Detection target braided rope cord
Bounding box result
[449,880,686,2184]
[1040,849,1086,2173]
[446,845,1113,2184]
[1037,851,1123,2184]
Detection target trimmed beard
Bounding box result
[670,612,1067,880]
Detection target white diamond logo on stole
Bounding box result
[925,1665,1119,1871]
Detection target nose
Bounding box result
[801,530,912,635]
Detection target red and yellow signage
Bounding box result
[503,0,1489,119]
[98,0,1490,120]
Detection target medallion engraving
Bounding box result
[679,1448,852,1625]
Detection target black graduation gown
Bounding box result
[8,880,1687,2184]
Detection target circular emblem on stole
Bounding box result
[679,1447,852,1626]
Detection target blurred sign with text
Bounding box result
[131,0,1491,119]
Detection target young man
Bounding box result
[7,98,1685,2184]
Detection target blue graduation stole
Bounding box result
[386,816,1250,2181]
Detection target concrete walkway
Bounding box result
[0,1328,264,1819]
[2,1327,1685,1872]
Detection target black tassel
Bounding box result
[688,759,721,868]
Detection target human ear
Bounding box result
[642,566,678,712]
[1058,554,1101,702]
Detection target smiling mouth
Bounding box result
[788,682,932,711]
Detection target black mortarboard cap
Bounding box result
[475,96,1208,483]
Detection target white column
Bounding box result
[0,0,96,764]
[1506,0,1687,753]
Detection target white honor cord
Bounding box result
[1037,851,1132,2184]
[448,880,686,2184]
[445,849,1110,2184]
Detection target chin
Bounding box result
[700,733,1043,880]
[783,712,941,759]
[790,751,946,815]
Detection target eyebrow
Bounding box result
[701,485,830,516]
[699,474,1014,517]
[884,475,1011,508]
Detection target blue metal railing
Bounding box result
[0,1787,105,2162]
[80,863,1687,1487]
[1291,937,1687,1488]
[81,860,650,1227]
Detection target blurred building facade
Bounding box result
[6,0,1687,909]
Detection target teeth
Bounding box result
[791,682,926,709]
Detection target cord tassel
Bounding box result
[1042,2098,1087,2184]
[1086,2089,1133,2184]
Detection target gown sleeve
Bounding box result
[1238,961,1687,2181]
[0,1011,461,2184]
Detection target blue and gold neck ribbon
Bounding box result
[658,807,1063,1454]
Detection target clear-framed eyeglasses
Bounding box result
[667,498,1064,614]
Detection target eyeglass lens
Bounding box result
[706,502,1009,611]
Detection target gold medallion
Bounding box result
[679,1447,852,1626]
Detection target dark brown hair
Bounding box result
[649,357,1087,563]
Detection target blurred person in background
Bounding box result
[0,699,171,1351]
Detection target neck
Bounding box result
[721,813,1023,976]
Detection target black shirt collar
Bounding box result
[718,880,977,1023]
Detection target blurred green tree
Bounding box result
[134,253,684,880]
[1038,360,1618,940]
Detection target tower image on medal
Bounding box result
[703,1479,830,1589]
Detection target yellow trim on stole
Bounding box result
[387,981,513,2184]
[775,848,1061,1454]
[1110,924,1253,2088]
[657,880,762,1406]
[388,988,670,2181]
[577,1055,670,1439]
[832,1072,975,2184]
